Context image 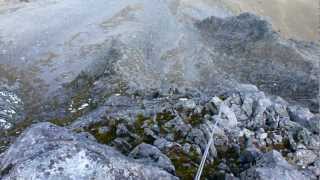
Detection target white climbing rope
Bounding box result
[194,111,221,180]
[194,123,216,180]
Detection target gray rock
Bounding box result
[143,127,159,142]
[206,101,219,115]
[186,128,207,151]
[240,150,307,180]
[218,162,231,172]
[0,123,177,180]
[255,128,267,140]
[293,148,317,167]
[68,105,109,130]
[308,159,320,177]
[225,174,240,180]
[190,144,202,158]
[77,131,97,141]
[269,132,283,145]
[288,106,314,123]
[214,99,238,129]
[129,143,175,174]
[164,133,175,142]
[251,97,272,129]
[182,143,192,154]
[239,128,255,138]
[153,138,178,152]
[239,147,262,165]
[98,126,111,134]
[241,95,254,118]
[199,121,222,159]
[309,115,320,134]
[288,106,319,134]
[111,137,133,153]
[225,86,274,129]
[164,116,192,138]
[177,99,196,109]
[116,123,130,137]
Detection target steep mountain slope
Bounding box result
[0,0,318,108]
[0,0,319,179]
[187,0,318,42]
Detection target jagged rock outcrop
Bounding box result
[0,83,319,179]
[65,84,319,179]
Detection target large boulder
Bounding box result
[0,123,177,180]
[240,150,307,180]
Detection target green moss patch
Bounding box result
[187,113,203,126]
[87,122,117,144]
[165,146,199,179]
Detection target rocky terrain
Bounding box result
[202,0,318,42]
[0,0,319,180]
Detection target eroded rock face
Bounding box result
[0,123,177,180]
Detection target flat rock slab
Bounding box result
[0,122,177,180]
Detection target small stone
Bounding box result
[116,123,129,137]
[218,162,230,172]
[182,143,192,154]
[191,144,202,157]
[206,102,218,115]
[269,132,283,145]
[180,99,196,109]
[165,133,175,141]
[98,126,110,134]
[240,147,262,165]
[153,138,178,151]
[239,128,254,138]
[258,133,268,140]
[143,128,158,142]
